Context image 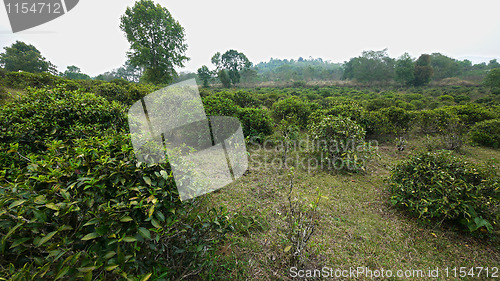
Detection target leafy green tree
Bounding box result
[211,50,251,85]
[430,53,461,80]
[197,65,212,88]
[0,41,52,73]
[413,54,433,86]
[120,0,189,84]
[395,53,414,86]
[488,59,500,69]
[483,68,500,88]
[217,69,231,88]
[61,65,91,80]
[342,49,395,83]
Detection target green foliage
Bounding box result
[343,49,395,83]
[0,135,231,280]
[470,119,500,148]
[0,86,126,153]
[413,54,434,86]
[308,116,367,171]
[202,95,239,116]
[0,41,52,73]
[237,108,273,139]
[389,150,499,232]
[120,0,188,84]
[256,57,343,82]
[211,50,251,85]
[271,96,314,129]
[2,71,79,90]
[217,70,231,88]
[61,65,91,80]
[197,65,213,88]
[379,106,415,135]
[395,53,414,86]
[483,68,500,88]
[430,53,462,80]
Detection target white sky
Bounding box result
[1,0,499,76]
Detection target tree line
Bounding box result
[0,0,499,87]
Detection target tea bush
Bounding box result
[469,119,500,148]
[308,116,367,171]
[389,150,499,232]
[0,134,231,280]
[271,96,314,129]
[237,107,273,140]
[0,86,126,153]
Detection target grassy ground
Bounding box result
[0,87,24,105]
[201,137,500,280]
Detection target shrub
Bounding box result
[308,116,368,171]
[469,119,500,148]
[0,86,126,153]
[271,96,313,129]
[449,104,497,127]
[389,150,499,232]
[0,134,231,280]
[202,95,240,116]
[379,106,415,135]
[237,107,273,140]
[94,83,127,103]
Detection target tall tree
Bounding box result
[120,0,189,84]
[483,68,500,88]
[61,65,91,80]
[430,53,461,80]
[211,50,251,85]
[0,41,52,73]
[413,54,433,86]
[197,65,212,88]
[342,49,395,83]
[395,53,414,87]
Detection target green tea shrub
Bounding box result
[449,104,497,127]
[233,90,260,108]
[379,106,415,135]
[202,95,240,116]
[308,116,367,171]
[94,83,127,102]
[0,134,231,280]
[237,107,273,140]
[271,96,313,129]
[2,72,79,90]
[469,119,500,148]
[0,86,126,153]
[389,150,499,232]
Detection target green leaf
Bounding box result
[77,266,96,273]
[138,227,151,239]
[8,200,26,209]
[36,231,57,247]
[81,232,100,241]
[10,238,30,249]
[45,203,59,210]
[105,265,119,271]
[122,236,137,243]
[143,176,152,186]
[3,223,23,242]
[284,245,292,253]
[120,216,133,222]
[140,273,153,281]
[83,218,100,226]
[104,251,116,259]
[54,266,69,280]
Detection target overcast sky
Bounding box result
[1,0,499,76]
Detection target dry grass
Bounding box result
[201,138,500,280]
